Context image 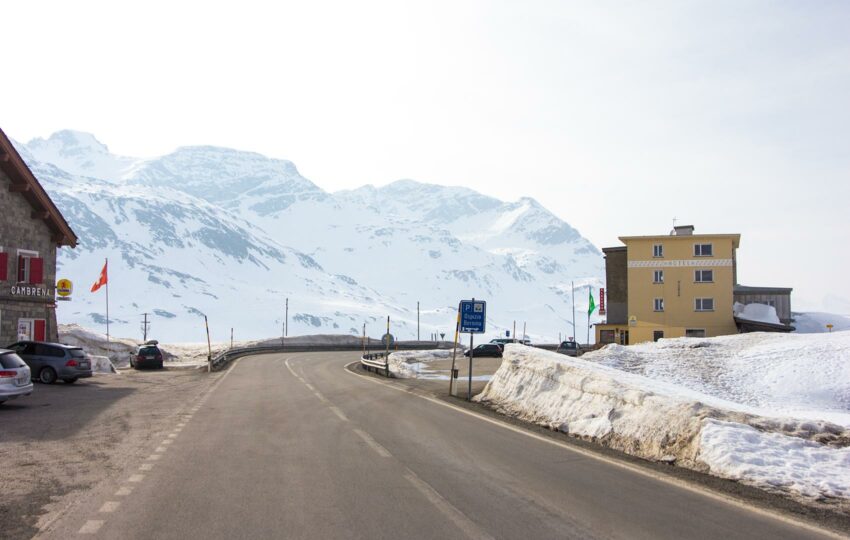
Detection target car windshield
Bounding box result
[0,352,26,369]
[69,349,86,357]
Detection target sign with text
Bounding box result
[599,287,606,315]
[459,299,486,334]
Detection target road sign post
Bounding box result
[458,299,486,401]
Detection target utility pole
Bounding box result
[204,314,212,373]
[417,301,420,341]
[285,298,289,337]
[141,313,150,341]
[230,327,233,349]
[571,281,576,341]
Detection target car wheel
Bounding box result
[63,378,79,384]
[39,367,58,384]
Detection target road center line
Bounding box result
[98,501,120,513]
[353,428,392,457]
[329,405,348,422]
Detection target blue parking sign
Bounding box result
[459,300,486,334]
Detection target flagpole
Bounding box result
[587,286,591,346]
[105,258,110,345]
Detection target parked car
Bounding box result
[463,343,503,358]
[0,348,33,404]
[6,341,93,384]
[489,338,531,346]
[131,341,164,370]
[557,340,583,357]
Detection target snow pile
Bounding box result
[733,302,781,324]
[475,342,850,502]
[584,332,850,425]
[387,350,452,378]
[794,312,850,334]
[58,324,229,367]
[89,355,117,374]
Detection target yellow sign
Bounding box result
[628,315,637,327]
[57,278,73,297]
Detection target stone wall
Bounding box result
[0,168,59,344]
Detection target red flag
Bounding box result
[91,260,108,292]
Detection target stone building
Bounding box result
[0,127,77,344]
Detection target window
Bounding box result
[16,250,44,285]
[599,330,615,344]
[0,247,7,281]
[653,244,663,258]
[695,298,714,311]
[653,331,664,342]
[694,243,713,257]
[654,298,664,312]
[694,269,713,283]
[685,329,706,338]
[653,270,664,284]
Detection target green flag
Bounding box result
[588,289,597,316]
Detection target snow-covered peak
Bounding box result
[24,130,140,181]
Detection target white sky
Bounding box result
[2,1,848,312]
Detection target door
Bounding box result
[653,331,664,342]
[34,319,46,341]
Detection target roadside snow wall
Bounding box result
[474,344,850,501]
[388,350,452,378]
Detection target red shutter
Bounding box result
[0,252,7,280]
[34,320,46,341]
[29,257,44,284]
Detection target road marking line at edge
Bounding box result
[342,361,845,540]
[98,501,120,513]
[353,428,392,458]
[78,520,103,534]
[403,469,494,540]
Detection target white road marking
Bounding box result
[353,428,392,458]
[343,361,844,540]
[139,463,154,471]
[98,501,120,513]
[148,454,162,461]
[304,383,315,392]
[155,446,167,453]
[78,520,104,534]
[162,439,173,445]
[128,474,145,483]
[314,392,329,403]
[403,470,494,540]
[168,433,178,438]
[115,486,133,496]
[329,406,348,422]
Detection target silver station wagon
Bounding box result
[6,341,93,384]
[0,348,33,403]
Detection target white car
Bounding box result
[0,348,33,404]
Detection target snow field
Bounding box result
[387,350,453,378]
[475,341,850,502]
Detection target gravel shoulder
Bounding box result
[0,367,217,539]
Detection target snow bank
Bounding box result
[583,331,850,425]
[387,350,452,378]
[89,355,117,374]
[475,343,850,502]
[734,302,780,324]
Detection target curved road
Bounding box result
[41,352,841,539]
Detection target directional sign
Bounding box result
[459,299,486,334]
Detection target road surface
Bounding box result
[38,351,842,539]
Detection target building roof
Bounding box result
[618,233,740,249]
[602,246,627,254]
[0,127,77,247]
[734,285,793,295]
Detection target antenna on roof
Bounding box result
[670,217,678,235]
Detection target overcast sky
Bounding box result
[2,1,848,312]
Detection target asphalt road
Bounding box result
[37,352,843,539]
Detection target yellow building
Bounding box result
[596,225,741,345]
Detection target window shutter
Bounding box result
[29,257,44,284]
[18,256,25,282]
[0,252,7,280]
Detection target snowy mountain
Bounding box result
[15,131,603,343]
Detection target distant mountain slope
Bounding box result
[16,131,603,343]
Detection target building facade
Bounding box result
[0,128,77,345]
[596,225,741,345]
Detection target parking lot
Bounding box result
[0,367,217,539]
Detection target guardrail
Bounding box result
[209,344,406,372]
[359,351,391,377]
